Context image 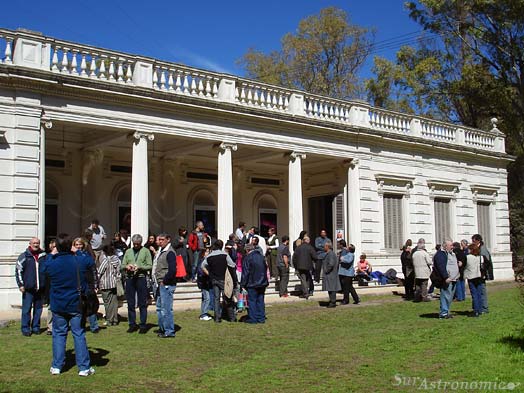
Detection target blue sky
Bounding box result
[2,1,421,79]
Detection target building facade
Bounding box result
[0,29,513,311]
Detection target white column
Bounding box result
[217,142,237,241]
[38,117,52,242]
[347,159,362,252]
[288,152,306,246]
[131,131,154,239]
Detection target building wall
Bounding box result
[0,91,42,310]
[356,144,512,278]
[0,87,514,311]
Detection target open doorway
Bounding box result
[308,195,336,241]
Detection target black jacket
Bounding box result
[292,243,317,271]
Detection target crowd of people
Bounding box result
[14,216,494,375]
[400,234,493,319]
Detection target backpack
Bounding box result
[384,268,397,283]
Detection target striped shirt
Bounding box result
[97,253,121,290]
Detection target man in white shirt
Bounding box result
[235,222,246,242]
[88,219,106,251]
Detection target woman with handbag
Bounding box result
[98,244,121,326]
[464,244,487,317]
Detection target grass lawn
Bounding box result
[0,283,523,392]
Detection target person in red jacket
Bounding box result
[188,221,205,281]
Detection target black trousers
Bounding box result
[340,275,359,303]
[297,269,311,297]
[328,291,337,304]
[314,259,323,283]
[404,272,415,299]
[278,266,289,296]
[212,280,235,322]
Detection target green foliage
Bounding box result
[366,0,524,253]
[239,7,374,99]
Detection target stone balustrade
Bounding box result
[152,61,220,98]
[420,118,456,142]
[0,28,506,154]
[369,107,411,134]
[234,80,290,111]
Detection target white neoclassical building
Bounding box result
[0,28,513,311]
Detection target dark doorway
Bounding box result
[118,206,131,233]
[308,195,336,241]
[259,210,277,238]
[195,209,216,236]
[45,203,58,244]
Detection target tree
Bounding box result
[367,0,524,255]
[406,0,524,147]
[239,7,374,99]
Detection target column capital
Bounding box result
[134,131,155,142]
[40,115,53,129]
[342,158,360,169]
[218,142,238,152]
[289,151,307,161]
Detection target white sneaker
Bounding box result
[78,367,95,377]
[50,367,61,375]
[199,315,212,321]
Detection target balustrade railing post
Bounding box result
[409,118,422,137]
[494,136,506,153]
[455,128,465,145]
[13,34,50,70]
[288,93,305,116]
[348,104,370,127]
[217,78,236,102]
[491,118,506,153]
[132,60,154,88]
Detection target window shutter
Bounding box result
[384,194,403,249]
[477,202,491,248]
[334,193,344,232]
[434,198,450,244]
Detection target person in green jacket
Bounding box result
[122,234,152,334]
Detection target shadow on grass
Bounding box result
[499,332,524,352]
[419,312,440,319]
[61,347,110,373]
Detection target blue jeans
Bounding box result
[87,313,99,332]
[246,287,266,323]
[126,276,148,328]
[156,284,176,336]
[191,250,201,280]
[480,283,489,313]
[200,288,212,317]
[454,279,466,301]
[21,290,43,334]
[52,312,90,372]
[439,281,457,317]
[468,279,484,314]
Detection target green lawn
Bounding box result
[1,283,523,392]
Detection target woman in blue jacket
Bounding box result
[338,240,361,305]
